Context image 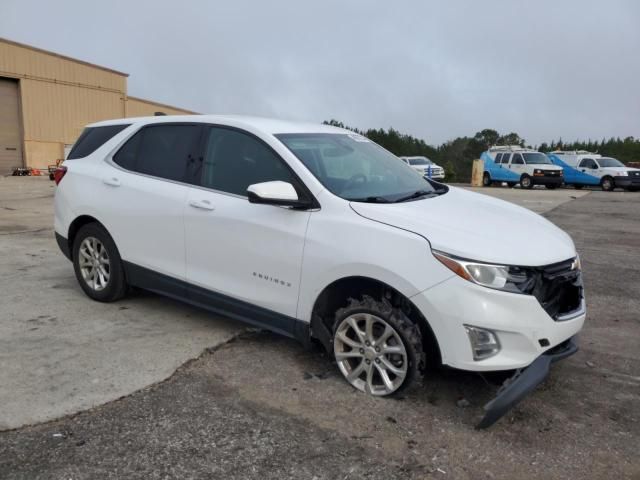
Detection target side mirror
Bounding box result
[247,181,311,208]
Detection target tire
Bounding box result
[72,223,128,302]
[545,184,557,190]
[482,172,492,187]
[520,174,534,189]
[574,184,584,190]
[507,182,516,188]
[601,176,615,192]
[332,295,422,396]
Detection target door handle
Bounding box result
[189,199,215,211]
[102,177,121,187]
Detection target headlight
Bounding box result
[432,250,534,293]
[534,169,544,176]
[618,171,628,176]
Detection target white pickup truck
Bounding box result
[399,156,445,180]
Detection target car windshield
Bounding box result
[598,157,625,168]
[408,157,432,165]
[522,153,552,164]
[276,133,438,202]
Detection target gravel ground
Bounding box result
[1,189,639,479]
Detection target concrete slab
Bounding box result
[0,177,243,430]
[459,185,591,213]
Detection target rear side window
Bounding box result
[67,124,130,159]
[113,124,202,182]
[501,154,511,164]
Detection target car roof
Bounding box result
[87,115,348,135]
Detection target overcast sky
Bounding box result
[1,0,638,145]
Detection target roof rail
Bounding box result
[488,145,532,152]
[551,150,595,155]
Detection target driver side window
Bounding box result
[200,127,296,196]
[511,153,524,165]
[579,158,597,169]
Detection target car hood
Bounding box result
[350,187,576,266]
[533,164,563,170]
[603,167,640,173]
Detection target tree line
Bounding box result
[323,120,640,182]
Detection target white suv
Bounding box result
[399,156,445,180]
[54,115,585,428]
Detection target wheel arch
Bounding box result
[66,215,108,259]
[309,275,442,366]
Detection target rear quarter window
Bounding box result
[67,125,130,159]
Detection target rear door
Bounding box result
[97,123,203,282]
[184,126,311,330]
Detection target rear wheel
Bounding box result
[72,223,127,302]
[520,174,534,189]
[482,172,492,187]
[333,296,422,396]
[601,176,615,192]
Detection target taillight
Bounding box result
[53,166,67,185]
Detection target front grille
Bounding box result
[544,170,561,176]
[530,258,583,320]
[630,171,640,177]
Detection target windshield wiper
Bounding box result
[394,190,437,203]
[347,196,391,203]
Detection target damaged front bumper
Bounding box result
[476,335,578,429]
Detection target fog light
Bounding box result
[464,325,501,360]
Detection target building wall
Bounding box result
[126,96,195,117]
[21,80,126,167]
[0,38,196,170]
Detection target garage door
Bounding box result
[0,78,23,175]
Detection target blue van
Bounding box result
[482,147,564,189]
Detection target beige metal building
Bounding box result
[0,37,197,173]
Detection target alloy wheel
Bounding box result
[334,313,408,396]
[78,236,110,291]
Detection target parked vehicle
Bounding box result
[54,116,585,427]
[548,151,640,191]
[482,146,564,189]
[399,156,445,180]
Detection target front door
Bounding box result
[184,126,311,334]
[510,153,526,178]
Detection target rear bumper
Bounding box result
[55,232,72,261]
[477,335,578,428]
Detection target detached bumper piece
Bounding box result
[476,336,578,429]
